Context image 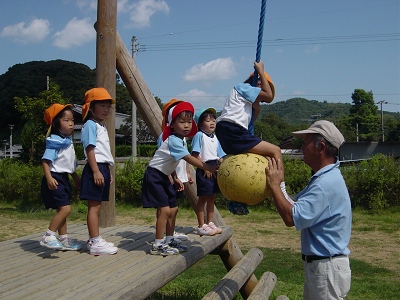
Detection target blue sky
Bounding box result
[1,0,399,113]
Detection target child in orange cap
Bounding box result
[80,87,118,256]
[40,103,82,251]
[216,60,291,214]
[142,101,217,256]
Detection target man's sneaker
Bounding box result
[59,238,82,251]
[88,238,118,256]
[197,224,216,236]
[208,222,222,234]
[168,238,188,252]
[86,237,114,251]
[40,234,63,250]
[150,243,179,256]
[173,231,188,241]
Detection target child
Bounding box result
[80,87,118,255]
[40,103,82,251]
[191,108,226,236]
[157,99,193,241]
[216,60,291,214]
[142,101,218,256]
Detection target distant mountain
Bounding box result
[261,98,344,125]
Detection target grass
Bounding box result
[0,202,399,299]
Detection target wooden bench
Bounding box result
[0,223,287,299]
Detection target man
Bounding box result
[265,120,352,300]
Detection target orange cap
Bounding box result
[44,103,72,137]
[251,71,275,100]
[82,87,115,120]
[161,99,184,130]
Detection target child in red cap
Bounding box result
[80,87,118,256]
[142,101,217,256]
[40,103,82,251]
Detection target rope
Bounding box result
[252,0,267,87]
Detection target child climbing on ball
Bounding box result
[216,60,292,214]
[141,101,218,256]
[191,108,226,236]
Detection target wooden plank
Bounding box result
[0,225,233,300]
[247,272,277,300]
[202,248,264,300]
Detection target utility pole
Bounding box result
[377,100,388,142]
[131,36,138,157]
[9,124,13,158]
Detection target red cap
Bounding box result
[162,102,198,141]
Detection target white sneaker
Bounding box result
[88,237,118,255]
[86,237,114,251]
[197,224,216,236]
[208,222,222,234]
[173,231,188,241]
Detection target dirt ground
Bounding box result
[1,209,399,274]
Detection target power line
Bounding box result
[138,33,399,52]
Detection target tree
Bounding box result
[348,89,380,141]
[14,81,67,163]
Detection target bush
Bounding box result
[341,154,400,209]
[115,157,149,206]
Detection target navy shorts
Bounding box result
[216,121,262,154]
[196,160,220,196]
[142,167,178,208]
[41,172,72,209]
[80,163,111,201]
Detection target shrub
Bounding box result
[115,157,149,206]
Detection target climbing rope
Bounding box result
[252,0,267,87]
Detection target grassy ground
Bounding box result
[0,203,399,299]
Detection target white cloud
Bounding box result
[129,0,169,28]
[1,19,50,44]
[184,57,236,82]
[76,0,97,10]
[52,17,95,49]
[293,90,306,96]
[178,89,226,112]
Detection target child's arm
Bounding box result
[70,172,81,189]
[86,145,105,186]
[183,154,217,174]
[185,162,194,184]
[254,60,274,103]
[171,171,184,192]
[42,160,58,190]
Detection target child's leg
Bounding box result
[205,195,215,224]
[166,206,178,237]
[87,200,101,238]
[248,140,282,161]
[196,196,207,227]
[156,206,171,240]
[49,205,71,235]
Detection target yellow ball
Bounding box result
[217,153,271,205]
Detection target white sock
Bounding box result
[280,182,294,205]
[45,229,56,236]
[59,234,68,241]
[165,236,173,244]
[155,239,164,246]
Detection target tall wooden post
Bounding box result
[95,0,117,227]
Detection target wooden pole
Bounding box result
[95,0,117,227]
[115,32,258,297]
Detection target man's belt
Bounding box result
[302,254,345,263]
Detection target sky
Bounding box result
[0,0,399,114]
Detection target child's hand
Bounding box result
[93,170,105,186]
[47,177,58,190]
[187,174,194,185]
[254,60,265,73]
[204,170,213,180]
[174,178,184,191]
